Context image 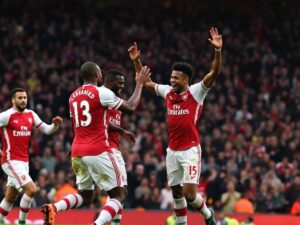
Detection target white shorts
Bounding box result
[112,149,127,185]
[72,151,124,191]
[166,145,202,186]
[2,160,33,191]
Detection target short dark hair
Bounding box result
[80,61,100,80]
[11,88,26,98]
[171,62,195,80]
[104,69,124,83]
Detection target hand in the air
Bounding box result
[208,27,222,49]
[128,42,141,61]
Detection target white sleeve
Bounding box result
[154,84,171,99]
[98,86,124,109]
[32,111,59,135]
[0,110,10,127]
[189,81,210,104]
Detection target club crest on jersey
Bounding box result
[182,93,188,101]
[13,120,18,124]
[28,118,32,124]
[21,175,26,181]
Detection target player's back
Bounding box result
[69,84,109,157]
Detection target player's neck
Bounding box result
[83,81,97,86]
[12,106,25,113]
[176,86,188,94]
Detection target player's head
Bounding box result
[11,88,27,112]
[80,61,102,84]
[170,62,195,93]
[104,69,125,96]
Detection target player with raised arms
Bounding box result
[128,27,222,225]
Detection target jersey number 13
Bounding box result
[72,100,92,127]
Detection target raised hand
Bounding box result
[52,116,63,126]
[128,42,141,61]
[208,27,222,49]
[136,66,151,84]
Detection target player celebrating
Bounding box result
[128,27,222,225]
[105,69,136,225]
[0,88,63,225]
[41,62,150,225]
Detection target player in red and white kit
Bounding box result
[41,62,150,225]
[105,69,136,225]
[0,88,63,225]
[128,27,222,225]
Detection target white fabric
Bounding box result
[155,81,209,104]
[166,145,202,186]
[72,152,124,191]
[95,199,121,225]
[54,194,83,212]
[190,193,211,219]
[37,123,59,135]
[174,197,187,224]
[0,108,13,127]
[189,81,210,104]
[1,160,32,191]
[155,84,172,99]
[98,86,123,109]
[0,199,13,217]
[19,193,33,221]
[112,149,127,185]
[31,110,59,135]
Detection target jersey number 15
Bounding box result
[72,100,92,127]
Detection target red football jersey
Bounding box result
[155,81,209,150]
[0,108,44,163]
[69,84,123,157]
[108,109,122,150]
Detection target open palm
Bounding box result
[208,27,222,49]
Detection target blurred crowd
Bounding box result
[0,0,300,215]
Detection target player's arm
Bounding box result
[108,122,136,144]
[202,27,223,88]
[128,42,157,92]
[33,112,63,135]
[0,111,9,159]
[118,66,151,113]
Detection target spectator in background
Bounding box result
[160,183,173,210]
[286,175,300,208]
[134,177,151,208]
[221,180,241,213]
[234,194,254,214]
[41,146,56,173]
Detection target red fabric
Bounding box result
[103,205,117,218]
[63,198,71,210]
[20,207,29,213]
[71,194,78,209]
[174,207,187,217]
[0,207,9,216]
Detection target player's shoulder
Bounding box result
[98,85,116,97]
[0,108,19,117]
[0,108,13,115]
[24,109,36,115]
[156,84,172,96]
[99,85,113,93]
[190,81,209,90]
